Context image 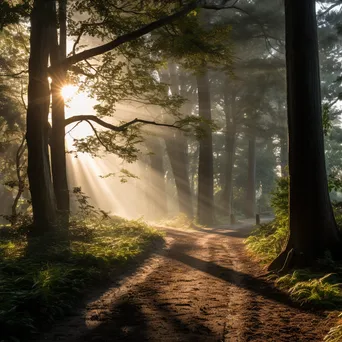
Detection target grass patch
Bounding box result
[275,271,342,308]
[245,217,288,263]
[0,216,164,342]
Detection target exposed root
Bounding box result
[278,248,294,274]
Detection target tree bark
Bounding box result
[196,69,214,225]
[220,78,237,217]
[269,0,342,270]
[246,135,256,218]
[165,136,194,218]
[26,0,57,233]
[165,62,194,218]
[50,0,70,227]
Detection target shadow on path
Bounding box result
[159,244,324,315]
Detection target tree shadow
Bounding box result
[158,245,328,314]
[70,298,150,341]
[68,288,219,342]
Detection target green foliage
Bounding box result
[275,271,342,308]
[245,219,289,263]
[245,177,289,262]
[0,216,163,341]
[99,168,140,183]
[328,173,342,193]
[70,125,143,160]
[0,1,30,29]
[152,8,233,71]
[72,187,99,219]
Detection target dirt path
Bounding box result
[37,223,332,342]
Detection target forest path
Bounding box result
[38,222,332,342]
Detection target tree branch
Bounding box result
[85,120,110,151]
[64,115,181,131]
[318,2,342,17]
[51,1,202,72]
[0,69,28,77]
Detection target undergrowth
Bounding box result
[0,215,163,342]
[274,271,342,307]
[245,177,289,263]
[245,177,342,340]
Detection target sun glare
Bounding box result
[61,84,78,101]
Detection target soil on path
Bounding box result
[37,223,332,342]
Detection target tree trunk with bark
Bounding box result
[220,78,237,217]
[165,62,194,218]
[196,69,214,225]
[165,135,194,218]
[26,0,57,233]
[246,135,256,218]
[269,0,342,270]
[50,0,70,227]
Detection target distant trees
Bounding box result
[0,24,29,222]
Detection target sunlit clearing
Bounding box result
[61,84,78,101]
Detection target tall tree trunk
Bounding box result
[165,62,194,218]
[196,69,214,225]
[50,0,70,227]
[165,137,193,218]
[220,78,237,217]
[26,0,57,233]
[145,137,167,219]
[269,0,342,270]
[246,135,256,218]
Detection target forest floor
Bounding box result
[36,220,334,342]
